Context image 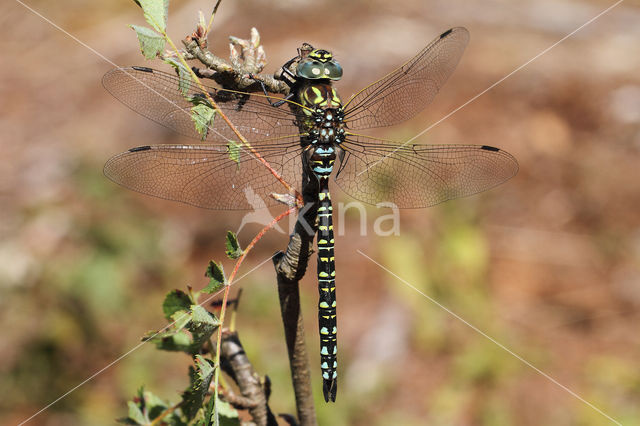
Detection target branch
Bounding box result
[272,169,319,426]
[219,331,278,426]
[182,37,290,94]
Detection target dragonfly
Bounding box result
[102,27,518,403]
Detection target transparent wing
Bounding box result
[335,133,518,208]
[103,67,303,144]
[103,143,305,210]
[342,27,469,130]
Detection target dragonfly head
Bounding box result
[297,49,343,81]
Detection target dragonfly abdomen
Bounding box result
[317,173,337,403]
[306,141,339,402]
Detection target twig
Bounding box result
[149,401,182,426]
[184,39,290,94]
[219,332,278,426]
[272,169,319,426]
[211,208,296,422]
[206,0,223,36]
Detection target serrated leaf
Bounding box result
[130,24,165,59]
[143,390,170,420]
[135,0,170,33]
[144,305,217,354]
[224,231,243,259]
[126,400,148,424]
[118,387,184,425]
[216,399,240,425]
[188,305,219,349]
[119,387,150,425]
[190,305,219,326]
[203,261,225,294]
[191,103,216,141]
[163,290,192,321]
[226,140,241,165]
[202,394,215,426]
[144,328,191,352]
[187,94,213,107]
[170,310,192,330]
[181,356,215,420]
[164,57,192,96]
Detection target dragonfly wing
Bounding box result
[104,143,305,210]
[335,134,518,208]
[103,67,302,144]
[342,27,469,130]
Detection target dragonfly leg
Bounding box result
[278,57,299,83]
[249,74,296,107]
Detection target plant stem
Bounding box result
[211,207,296,416]
[206,0,223,35]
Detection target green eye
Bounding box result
[297,59,324,79]
[323,61,343,80]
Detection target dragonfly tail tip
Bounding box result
[323,378,337,402]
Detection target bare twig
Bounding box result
[206,0,224,36]
[219,332,278,426]
[272,169,319,426]
[183,38,290,94]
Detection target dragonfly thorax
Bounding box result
[308,108,346,145]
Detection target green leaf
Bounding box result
[187,94,213,107]
[125,400,148,424]
[225,231,243,259]
[118,387,186,425]
[135,0,170,33]
[216,399,240,426]
[202,394,215,426]
[163,290,192,321]
[227,140,241,165]
[130,25,165,59]
[191,103,216,141]
[164,57,192,96]
[170,310,193,330]
[118,387,152,424]
[203,261,225,294]
[143,391,171,420]
[143,327,191,353]
[181,355,215,420]
[143,305,217,354]
[188,305,219,349]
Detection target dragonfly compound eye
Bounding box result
[297,58,328,80]
[323,61,343,81]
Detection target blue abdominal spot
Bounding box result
[313,167,333,174]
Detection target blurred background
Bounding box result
[2,0,639,424]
